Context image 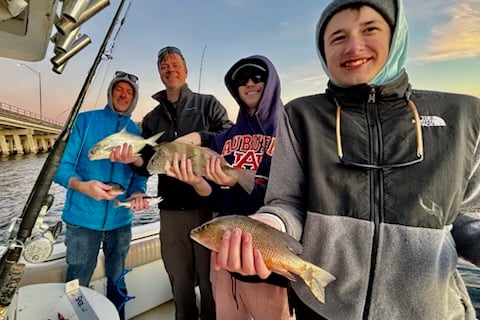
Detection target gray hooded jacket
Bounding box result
[257,0,480,319]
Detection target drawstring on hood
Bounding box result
[316,0,408,86]
[107,71,139,116]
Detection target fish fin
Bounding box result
[254,220,303,255]
[234,168,256,194]
[298,262,336,303]
[274,270,297,282]
[146,131,165,147]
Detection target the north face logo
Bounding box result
[419,116,446,127]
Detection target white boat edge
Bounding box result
[6,222,174,319]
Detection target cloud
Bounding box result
[418,1,480,61]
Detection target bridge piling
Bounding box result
[0,101,62,157]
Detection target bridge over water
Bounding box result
[0,101,63,156]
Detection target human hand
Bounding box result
[211,227,272,280]
[204,156,237,187]
[109,143,143,167]
[80,180,119,201]
[174,132,201,146]
[126,192,150,212]
[165,152,205,185]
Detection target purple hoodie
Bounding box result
[210,55,284,215]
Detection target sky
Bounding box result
[0,0,479,123]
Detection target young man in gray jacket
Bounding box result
[211,0,480,319]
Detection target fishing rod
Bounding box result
[0,0,128,314]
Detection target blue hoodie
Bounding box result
[54,75,147,231]
[209,55,283,215]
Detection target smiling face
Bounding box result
[238,78,265,114]
[111,81,134,113]
[323,5,391,87]
[158,53,188,90]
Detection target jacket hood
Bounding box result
[107,73,139,116]
[224,55,283,132]
[316,0,408,86]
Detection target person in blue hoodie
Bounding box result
[54,71,150,320]
[166,55,292,319]
[210,0,480,319]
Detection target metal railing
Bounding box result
[0,101,63,127]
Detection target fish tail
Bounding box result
[146,131,165,146]
[113,200,122,208]
[299,262,335,303]
[235,168,256,194]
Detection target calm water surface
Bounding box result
[0,153,159,245]
[1,153,480,314]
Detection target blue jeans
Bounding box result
[65,223,131,320]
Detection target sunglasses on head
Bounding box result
[236,73,266,87]
[115,71,138,83]
[157,46,182,59]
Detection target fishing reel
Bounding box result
[3,194,63,263]
[24,194,63,263]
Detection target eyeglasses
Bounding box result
[336,99,424,169]
[115,71,138,83]
[236,73,266,87]
[157,46,183,60]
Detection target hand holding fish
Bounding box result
[191,215,336,303]
[165,152,212,197]
[212,227,273,280]
[212,214,281,279]
[69,178,121,201]
[204,155,237,187]
[110,142,144,167]
[121,192,151,212]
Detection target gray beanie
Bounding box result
[317,0,397,60]
[107,71,139,116]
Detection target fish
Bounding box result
[190,215,336,303]
[147,141,257,194]
[113,196,163,208]
[105,182,125,195]
[88,126,164,160]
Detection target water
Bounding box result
[2,154,480,315]
[0,153,159,245]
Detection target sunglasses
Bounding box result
[115,71,138,83]
[336,99,424,169]
[157,46,183,60]
[236,73,266,87]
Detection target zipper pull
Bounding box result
[368,87,376,103]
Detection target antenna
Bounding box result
[198,44,207,92]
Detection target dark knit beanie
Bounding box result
[316,0,397,60]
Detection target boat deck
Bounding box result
[131,299,174,319]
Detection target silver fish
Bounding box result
[113,196,163,208]
[105,182,125,195]
[146,141,256,194]
[191,215,336,303]
[88,127,163,160]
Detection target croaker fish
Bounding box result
[88,127,163,160]
[147,141,256,194]
[114,196,163,208]
[190,215,336,303]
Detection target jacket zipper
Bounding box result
[363,87,384,320]
[102,118,121,228]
